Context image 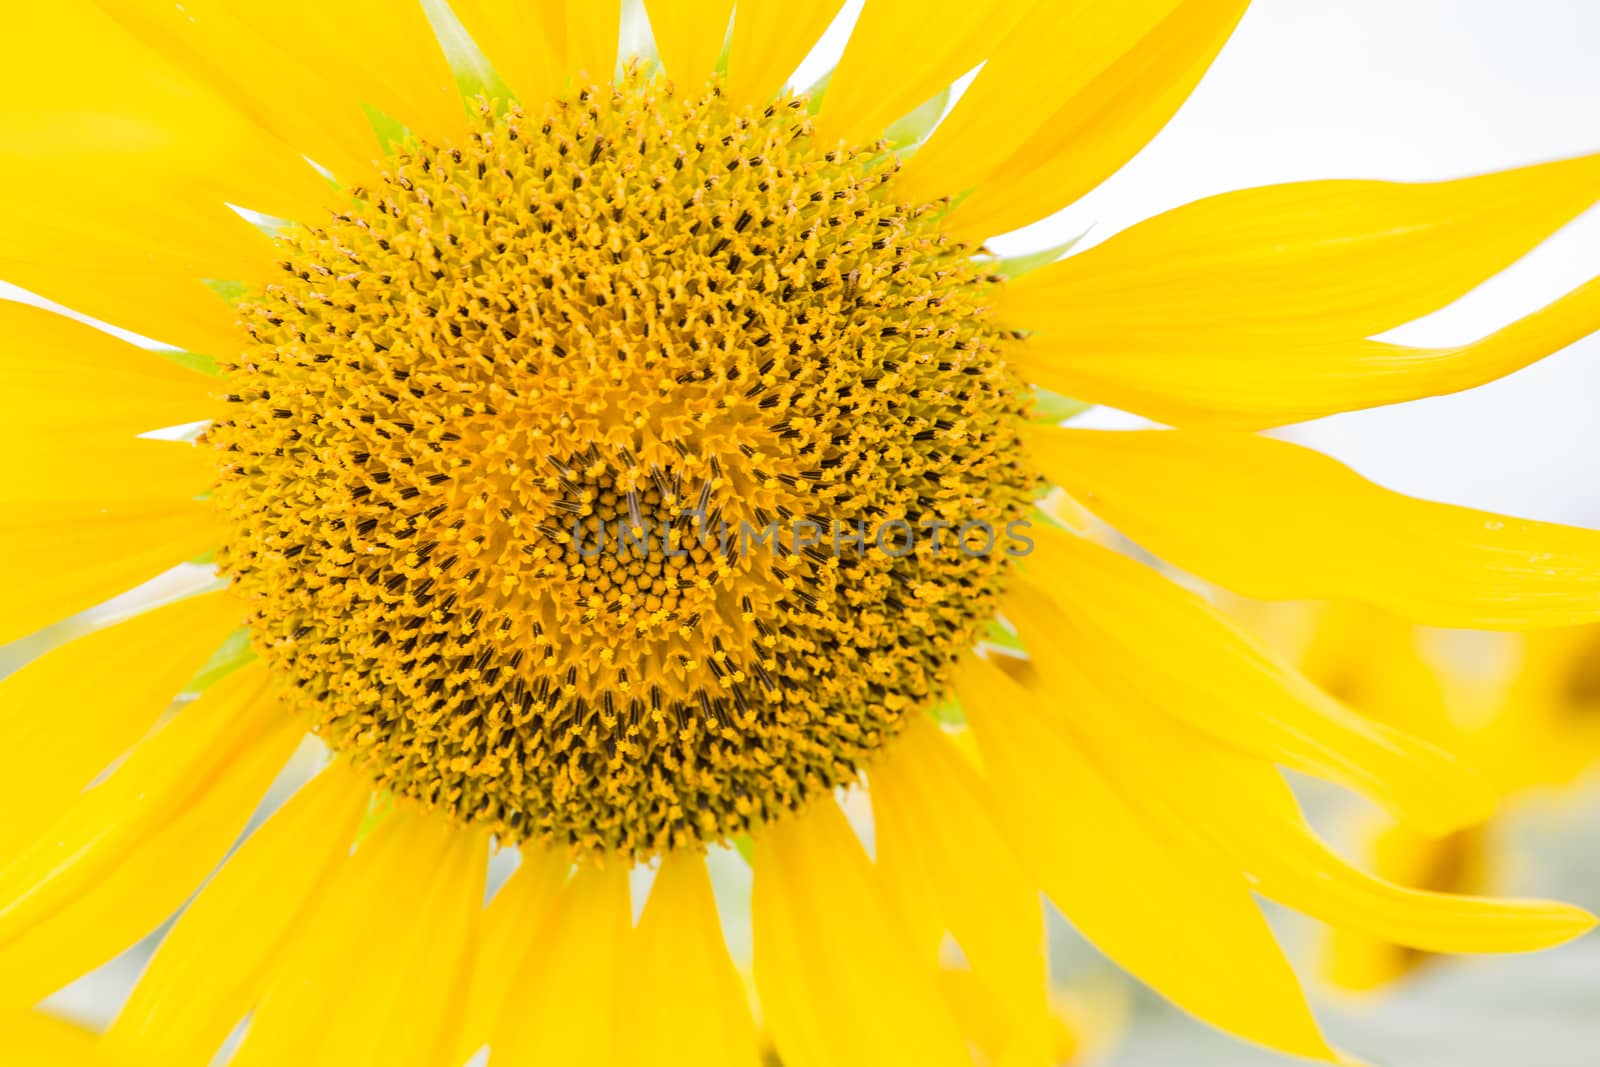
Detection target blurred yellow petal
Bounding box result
[2,1009,124,1066]
[646,0,734,87]
[492,861,630,1065]
[97,0,384,180]
[898,0,1188,204]
[0,695,298,1002]
[724,0,846,106]
[0,592,241,851]
[1010,527,1494,834]
[5,5,337,228]
[955,654,1337,1061]
[231,807,486,1067]
[814,0,1028,146]
[106,763,371,1067]
[870,716,1054,1066]
[0,663,281,944]
[628,852,761,1067]
[1031,428,1600,629]
[999,155,1600,342]
[753,797,971,1067]
[947,0,1248,239]
[453,845,569,1063]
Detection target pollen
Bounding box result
[209,69,1037,858]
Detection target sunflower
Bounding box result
[5,1,1600,1064]
[1236,601,1600,991]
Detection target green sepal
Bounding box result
[185,626,259,693]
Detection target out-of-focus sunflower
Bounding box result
[1239,601,1600,992]
[5,2,1600,1065]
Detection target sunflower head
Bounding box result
[208,67,1036,857]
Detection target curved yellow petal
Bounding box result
[753,797,971,1067]
[1031,427,1600,629]
[7,5,336,224]
[999,154,1600,342]
[946,0,1248,239]
[0,500,220,647]
[645,0,734,88]
[491,861,631,1065]
[1015,275,1600,430]
[814,0,1028,146]
[1,302,217,435]
[0,663,280,945]
[215,0,465,146]
[724,0,847,106]
[1,1009,125,1066]
[955,654,1337,1061]
[1061,678,1595,959]
[453,844,569,1064]
[97,0,386,181]
[627,852,761,1067]
[0,695,298,1003]
[897,0,1187,204]
[0,592,242,852]
[870,717,1054,1066]
[105,762,370,1067]
[230,806,486,1067]
[1009,527,1494,834]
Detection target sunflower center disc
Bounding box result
[210,70,1036,857]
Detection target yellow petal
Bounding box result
[1016,275,1600,430]
[947,0,1248,239]
[999,154,1600,342]
[724,0,847,106]
[6,5,337,225]
[0,693,299,1003]
[453,0,619,103]
[99,0,386,180]
[0,592,242,852]
[0,500,220,647]
[1,301,217,435]
[814,0,1029,146]
[1009,526,1494,834]
[491,861,631,1065]
[645,0,734,87]
[896,0,1187,204]
[870,716,1054,1066]
[5,433,213,511]
[1030,427,1600,629]
[1062,677,1595,959]
[627,852,761,1067]
[954,654,1337,1061]
[215,0,464,146]
[1319,821,1492,992]
[1,1009,123,1066]
[453,844,569,1064]
[752,797,971,1067]
[105,762,370,1067]
[0,663,281,945]
[230,806,487,1067]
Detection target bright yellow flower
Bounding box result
[1238,601,1600,992]
[4,2,1600,1065]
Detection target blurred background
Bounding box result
[6,0,1600,1063]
